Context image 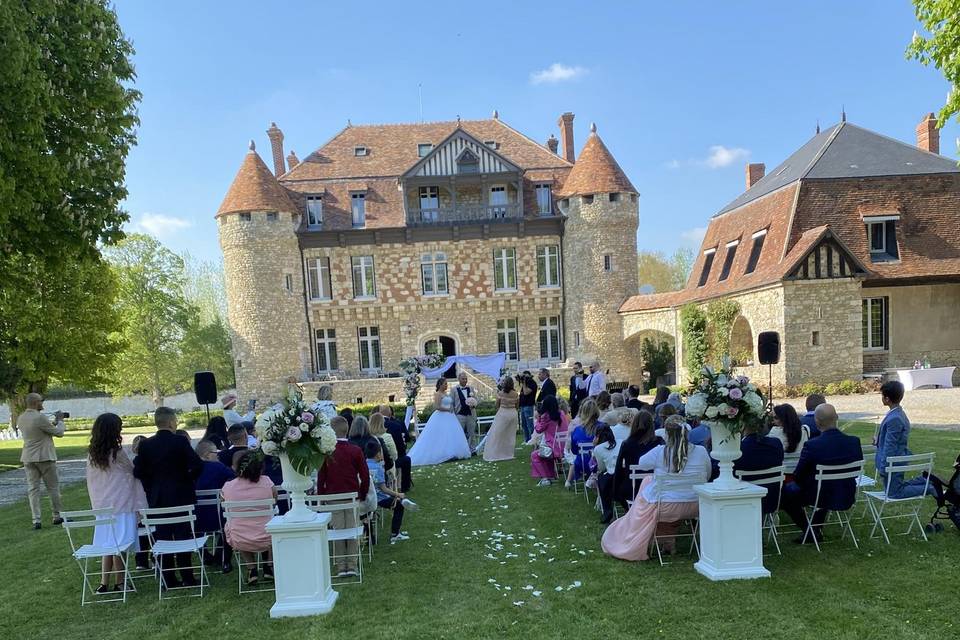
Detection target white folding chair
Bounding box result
[305,495,365,584]
[553,429,570,480]
[194,489,223,561]
[735,465,786,555]
[782,452,801,475]
[865,452,935,544]
[802,460,865,552]
[61,508,134,605]
[222,498,277,593]
[572,443,595,501]
[651,473,700,566]
[627,465,653,507]
[138,505,209,600]
[855,444,879,519]
[476,416,495,449]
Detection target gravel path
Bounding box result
[783,387,960,431]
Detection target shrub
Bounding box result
[640,337,674,387]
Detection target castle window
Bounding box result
[539,316,562,360]
[493,247,517,291]
[535,184,552,216]
[497,318,519,361]
[351,193,366,227]
[417,143,433,157]
[574,331,581,348]
[351,255,376,299]
[862,297,888,350]
[357,326,381,371]
[418,186,440,221]
[306,195,323,228]
[537,245,561,288]
[811,330,821,347]
[306,257,332,300]
[718,240,739,281]
[315,328,338,372]
[354,145,368,157]
[266,212,278,222]
[284,273,293,292]
[865,216,899,262]
[239,213,251,222]
[582,195,594,205]
[421,251,449,296]
[697,248,716,287]
[603,255,613,272]
[744,229,766,274]
[609,193,620,202]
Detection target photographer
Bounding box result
[517,370,538,444]
[17,393,66,530]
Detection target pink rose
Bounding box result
[285,426,302,441]
[728,387,743,400]
[727,406,739,417]
[301,412,315,424]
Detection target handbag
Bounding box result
[538,440,554,459]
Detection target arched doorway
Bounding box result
[424,335,458,378]
[729,315,755,367]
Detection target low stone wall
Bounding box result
[302,378,405,406]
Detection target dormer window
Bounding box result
[484,140,499,150]
[306,195,323,228]
[698,248,717,287]
[744,229,766,274]
[417,143,433,157]
[351,192,366,227]
[864,215,900,262]
[354,145,368,157]
[718,240,739,281]
[457,149,479,174]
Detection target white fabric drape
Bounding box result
[420,353,507,381]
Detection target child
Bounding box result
[364,440,418,544]
[221,451,276,585]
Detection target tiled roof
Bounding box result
[556,128,636,197]
[217,147,298,216]
[282,118,571,182]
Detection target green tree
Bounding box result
[182,252,228,326]
[105,235,193,407]
[180,315,236,389]
[640,337,675,388]
[637,247,696,293]
[908,0,960,127]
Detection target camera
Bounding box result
[45,411,70,419]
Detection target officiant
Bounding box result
[451,371,478,447]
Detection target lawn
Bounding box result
[0,422,956,640]
[0,426,159,471]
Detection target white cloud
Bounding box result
[665,159,682,170]
[704,145,750,168]
[530,63,588,85]
[681,226,707,247]
[132,212,192,237]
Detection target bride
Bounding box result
[409,378,472,466]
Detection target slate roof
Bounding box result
[556,128,636,197]
[217,147,298,216]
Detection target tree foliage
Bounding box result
[679,304,708,382]
[640,337,675,388]
[637,248,695,293]
[908,0,960,128]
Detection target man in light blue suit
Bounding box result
[875,381,937,500]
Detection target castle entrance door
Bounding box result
[424,335,458,378]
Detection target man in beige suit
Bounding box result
[17,393,66,529]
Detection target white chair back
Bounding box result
[782,452,801,474]
[880,453,934,498]
[222,498,277,521]
[628,464,652,501]
[812,460,865,510]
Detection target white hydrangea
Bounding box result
[705,405,719,419]
[261,440,278,455]
[318,425,337,454]
[685,393,709,418]
[743,391,763,414]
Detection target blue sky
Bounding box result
[114,0,958,262]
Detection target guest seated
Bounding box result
[600,392,629,430]
[593,424,620,524]
[875,381,938,499]
[654,404,689,439]
[195,439,235,572]
[733,421,784,515]
[595,390,612,416]
[601,416,711,561]
[769,404,808,473]
[687,417,710,446]
[218,425,249,468]
[317,416,369,578]
[612,410,662,509]
[611,409,633,444]
[364,440,417,544]
[348,415,377,458]
[625,385,649,412]
[780,404,863,544]
[651,385,670,410]
[564,399,604,489]
[367,412,396,484]
[243,421,258,448]
[530,395,569,487]
[379,405,412,492]
[800,394,825,438]
[339,408,355,429]
[221,451,276,586]
[202,416,229,450]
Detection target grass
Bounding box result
[0,426,159,471]
[0,422,956,639]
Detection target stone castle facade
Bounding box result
[217,113,640,402]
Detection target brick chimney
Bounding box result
[286,150,300,171]
[546,134,559,155]
[266,122,286,176]
[557,112,575,163]
[916,112,939,155]
[745,163,765,190]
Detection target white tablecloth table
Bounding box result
[895,366,956,390]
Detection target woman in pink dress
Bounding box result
[483,377,520,462]
[221,451,277,584]
[86,413,147,593]
[601,416,712,561]
[530,395,568,486]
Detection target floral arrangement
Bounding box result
[255,388,337,475]
[399,354,446,406]
[684,366,767,436]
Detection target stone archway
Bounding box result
[729,315,755,367]
[624,329,677,389]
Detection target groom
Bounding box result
[450,371,477,447]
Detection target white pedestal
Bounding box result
[693,482,771,581]
[266,512,339,618]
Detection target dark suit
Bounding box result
[134,429,204,583]
[536,378,557,405]
[734,434,784,514]
[384,417,412,492]
[626,398,648,412]
[569,373,587,418]
[781,428,863,536]
[799,412,822,438]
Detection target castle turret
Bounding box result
[217,138,310,403]
[559,123,640,383]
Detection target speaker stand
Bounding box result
[204,403,211,424]
[767,364,773,409]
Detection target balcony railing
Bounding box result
[406,204,522,226]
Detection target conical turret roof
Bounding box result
[217,144,298,216]
[556,125,636,197]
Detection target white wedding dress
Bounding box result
[409,397,472,466]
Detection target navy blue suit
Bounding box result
[781,428,863,536]
[799,412,822,438]
[734,434,784,514]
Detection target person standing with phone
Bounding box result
[17,393,66,530]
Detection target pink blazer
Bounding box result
[86,448,147,514]
[535,412,569,458]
